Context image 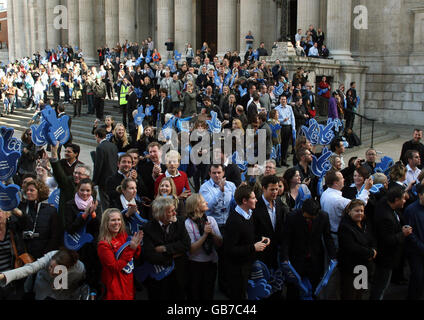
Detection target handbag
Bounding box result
[9,230,34,269]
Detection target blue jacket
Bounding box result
[404,200,424,256]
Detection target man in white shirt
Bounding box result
[274,96,296,167]
[320,170,373,249]
[308,43,319,57]
[295,29,303,43]
[405,150,421,187]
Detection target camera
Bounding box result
[23,231,40,240]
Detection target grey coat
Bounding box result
[169,80,183,103]
[181,91,197,117]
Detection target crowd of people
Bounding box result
[294,24,330,59]
[0,30,423,302]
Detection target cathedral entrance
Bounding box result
[200,0,218,57]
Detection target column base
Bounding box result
[409,53,424,66]
[82,56,98,66]
[330,50,354,61]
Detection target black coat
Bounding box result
[105,172,127,203]
[281,209,336,276]
[400,140,424,169]
[373,197,406,268]
[342,185,359,200]
[142,218,191,266]
[137,160,167,201]
[225,164,242,188]
[64,200,100,239]
[224,209,256,267]
[246,101,259,123]
[337,215,376,273]
[17,202,61,259]
[92,140,119,188]
[252,197,288,269]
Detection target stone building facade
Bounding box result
[6,0,424,125]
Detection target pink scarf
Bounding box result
[74,193,94,211]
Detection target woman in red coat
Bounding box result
[97,208,143,300]
[318,76,331,99]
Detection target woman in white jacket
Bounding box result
[0,249,87,300]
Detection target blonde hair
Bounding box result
[165,150,181,164]
[185,194,205,220]
[156,177,179,208]
[151,197,176,221]
[232,119,245,134]
[113,123,129,148]
[98,208,127,244]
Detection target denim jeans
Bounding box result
[370,265,392,300]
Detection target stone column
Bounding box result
[28,0,37,55]
[119,0,136,44]
[13,0,27,58]
[297,0,320,32]
[137,0,151,43]
[174,0,192,54]
[23,0,31,56]
[67,0,80,48]
[46,0,61,49]
[94,0,106,49]
[262,0,277,51]
[7,0,15,61]
[105,0,119,48]
[239,0,262,53]
[276,2,282,41]
[156,0,174,57]
[326,0,353,60]
[79,0,96,63]
[217,0,237,55]
[38,0,48,52]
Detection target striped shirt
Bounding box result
[0,231,12,272]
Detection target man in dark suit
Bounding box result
[246,92,261,124]
[142,197,191,300]
[224,185,270,300]
[253,175,288,268]
[400,129,424,169]
[240,84,256,109]
[253,175,288,299]
[281,198,336,299]
[137,142,167,202]
[159,88,172,125]
[93,128,119,213]
[105,153,137,202]
[370,186,412,300]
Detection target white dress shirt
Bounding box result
[405,164,421,186]
[320,187,370,234]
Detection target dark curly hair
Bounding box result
[24,179,50,202]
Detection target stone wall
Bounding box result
[357,1,424,126]
[364,66,424,125]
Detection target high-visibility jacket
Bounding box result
[120,84,129,105]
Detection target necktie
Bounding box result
[306,218,313,233]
